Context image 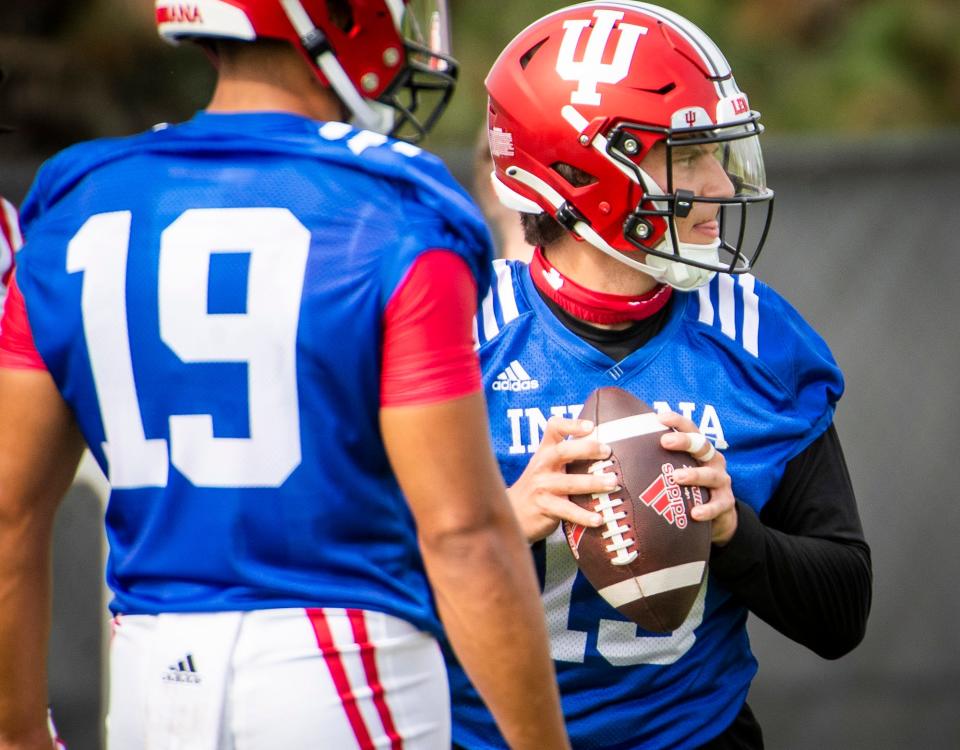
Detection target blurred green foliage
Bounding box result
[0,0,957,156]
[431,0,960,146]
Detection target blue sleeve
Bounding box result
[375,155,494,312]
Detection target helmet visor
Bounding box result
[717,127,768,198]
[664,124,769,201]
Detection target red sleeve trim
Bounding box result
[0,273,47,370]
[380,250,482,407]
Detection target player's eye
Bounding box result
[673,148,699,168]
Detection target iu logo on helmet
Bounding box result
[555,9,647,106]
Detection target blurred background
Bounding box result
[2,1,959,748]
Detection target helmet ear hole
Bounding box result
[324,0,354,32]
[550,162,597,189]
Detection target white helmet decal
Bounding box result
[555,10,648,106]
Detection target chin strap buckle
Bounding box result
[555,201,588,232]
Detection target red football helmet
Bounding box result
[485,1,774,290]
[156,0,456,143]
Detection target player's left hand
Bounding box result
[657,411,737,546]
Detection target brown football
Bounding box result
[563,386,712,633]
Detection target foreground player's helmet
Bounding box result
[157,0,456,143]
[485,1,774,290]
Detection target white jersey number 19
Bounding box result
[67,208,309,489]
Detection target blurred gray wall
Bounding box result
[5,130,960,749]
[741,131,960,750]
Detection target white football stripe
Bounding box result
[591,412,666,444]
[697,283,714,325]
[494,258,521,325]
[598,561,706,607]
[740,274,759,357]
[718,273,736,340]
[480,287,499,340]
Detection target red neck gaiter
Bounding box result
[528,246,672,325]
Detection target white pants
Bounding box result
[107,608,450,750]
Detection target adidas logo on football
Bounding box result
[492,360,540,392]
[163,653,202,685]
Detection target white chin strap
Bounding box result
[494,169,717,292]
[280,0,395,134]
[317,52,395,133]
[641,242,719,291]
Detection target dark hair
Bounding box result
[520,162,595,247]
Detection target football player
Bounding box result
[449,2,872,748]
[0,2,568,749]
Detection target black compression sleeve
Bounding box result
[708,424,872,659]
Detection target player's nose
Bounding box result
[701,155,736,199]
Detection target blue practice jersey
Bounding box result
[16,112,493,634]
[449,260,843,749]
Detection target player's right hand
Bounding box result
[507,416,611,543]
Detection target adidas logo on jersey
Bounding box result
[163,653,201,685]
[492,360,540,392]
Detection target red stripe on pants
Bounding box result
[307,608,375,750]
[347,608,404,750]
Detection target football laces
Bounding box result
[588,459,638,566]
